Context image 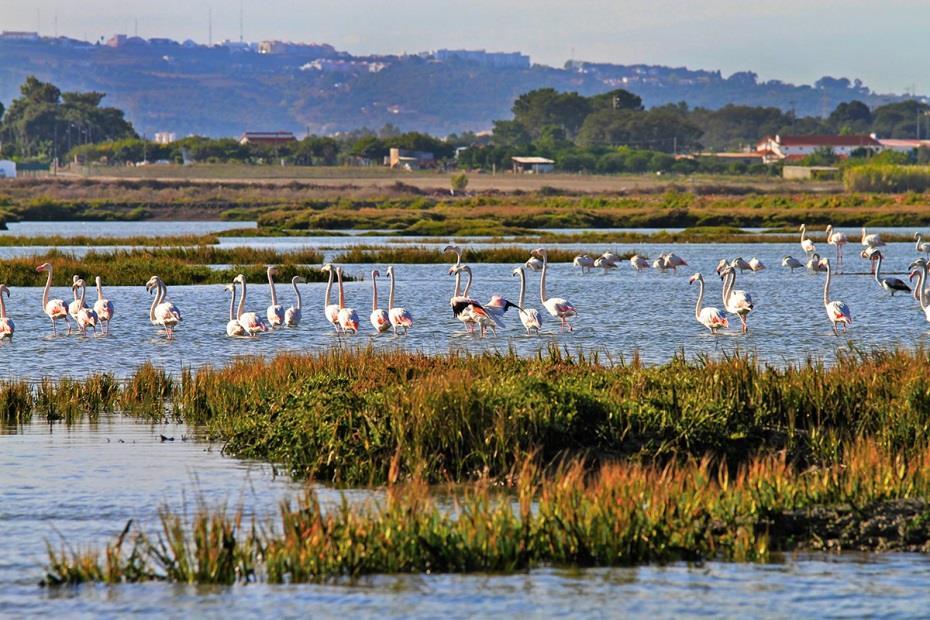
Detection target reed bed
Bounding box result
[332,246,637,264]
[0,247,330,286]
[0,234,223,247]
[42,440,930,585]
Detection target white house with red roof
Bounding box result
[756,134,882,163]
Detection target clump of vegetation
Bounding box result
[42,440,930,586]
[332,246,629,264]
[0,234,222,247]
[845,165,930,193]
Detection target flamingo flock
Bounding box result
[2,225,928,343]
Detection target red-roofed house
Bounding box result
[239,131,297,146]
[756,134,882,163]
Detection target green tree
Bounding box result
[589,89,643,112]
[511,88,591,139]
[829,100,872,134]
[450,173,468,194]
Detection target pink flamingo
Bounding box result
[0,284,14,340]
[145,275,182,338]
[36,263,70,335]
[93,276,114,334]
[386,266,414,335]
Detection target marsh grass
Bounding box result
[332,246,636,264]
[0,234,221,247]
[42,439,930,585]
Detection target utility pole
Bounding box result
[208,6,213,46]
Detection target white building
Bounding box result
[512,156,555,174]
[154,132,177,144]
[877,138,930,152]
[0,161,16,179]
[756,135,882,163]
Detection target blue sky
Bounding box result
[2,0,928,93]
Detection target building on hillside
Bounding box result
[756,135,882,163]
[434,49,530,69]
[0,161,17,178]
[154,132,177,144]
[512,156,555,174]
[388,148,435,170]
[239,131,297,146]
[877,138,930,152]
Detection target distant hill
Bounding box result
[0,37,920,138]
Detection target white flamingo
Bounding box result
[821,257,852,335]
[145,276,182,338]
[93,276,114,335]
[601,251,621,264]
[36,263,70,335]
[653,253,669,271]
[386,266,414,335]
[806,253,827,273]
[869,249,911,296]
[573,255,595,273]
[908,259,930,321]
[265,266,285,328]
[512,266,541,335]
[321,263,341,332]
[748,258,765,272]
[369,269,391,334]
[664,253,688,272]
[0,285,14,340]
[449,264,500,336]
[826,225,848,269]
[629,255,650,271]
[861,227,884,249]
[782,256,803,272]
[532,248,577,331]
[800,224,815,256]
[224,283,247,337]
[68,274,83,322]
[336,267,360,334]
[284,276,306,327]
[720,266,753,333]
[443,244,464,268]
[72,279,99,336]
[916,233,930,258]
[524,256,543,272]
[593,256,618,273]
[689,273,728,334]
[231,274,268,336]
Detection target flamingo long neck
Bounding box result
[862,227,868,242]
[0,290,7,319]
[823,263,832,306]
[228,286,236,321]
[149,281,160,321]
[874,254,883,283]
[800,225,806,244]
[453,271,461,298]
[96,277,103,301]
[324,269,333,308]
[920,264,929,310]
[337,268,345,309]
[721,271,732,305]
[293,278,302,310]
[539,254,548,304]
[371,272,379,311]
[694,277,704,320]
[237,280,247,319]
[42,268,52,309]
[388,271,396,311]
[517,268,526,307]
[78,282,86,306]
[918,234,924,253]
[463,269,472,298]
[268,269,279,306]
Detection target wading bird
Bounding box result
[224,283,247,337]
[916,232,930,258]
[0,285,14,339]
[145,276,182,338]
[93,276,114,335]
[800,224,815,256]
[630,255,650,271]
[369,269,391,333]
[593,256,618,273]
[284,276,306,327]
[336,267,360,334]
[867,249,911,296]
[782,256,804,272]
[573,255,595,273]
[231,274,267,336]
[689,273,728,334]
[321,264,341,332]
[532,248,577,331]
[909,259,930,322]
[806,253,827,273]
[449,264,503,336]
[386,265,414,335]
[512,266,541,335]
[820,257,852,335]
[36,263,70,335]
[748,257,765,272]
[826,225,848,269]
[524,256,543,272]
[720,265,753,333]
[72,279,99,336]
[265,266,285,328]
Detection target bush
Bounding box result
[845,165,930,193]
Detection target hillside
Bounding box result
[0,37,917,137]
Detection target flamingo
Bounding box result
[145,276,182,338]
[72,279,99,336]
[230,274,268,336]
[524,256,543,272]
[36,263,70,335]
[748,258,765,272]
[321,264,341,332]
[868,249,911,296]
[800,224,815,257]
[284,276,306,327]
[653,253,669,272]
[224,283,247,337]
[449,265,504,336]
[629,255,650,271]
[369,269,391,333]
[336,267,360,334]
[573,255,595,273]
[821,257,852,335]
[93,276,114,335]
[916,233,930,258]
[443,245,464,268]
[593,256,618,273]
[688,273,728,334]
[826,225,848,269]
[664,253,688,272]
[0,285,14,340]
[908,259,930,321]
[717,258,751,274]
[782,256,804,272]
[601,251,621,264]
[386,265,414,335]
[68,274,83,322]
[861,227,884,249]
[720,265,753,333]
[512,266,541,335]
[532,248,577,331]
[806,253,827,273]
[265,266,285,328]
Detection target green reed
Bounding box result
[332,246,636,264]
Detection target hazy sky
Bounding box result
[2,0,928,93]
